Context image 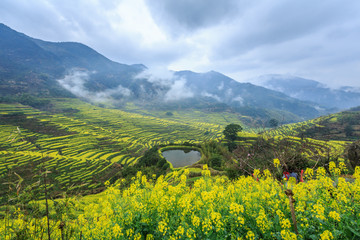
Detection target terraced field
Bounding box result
[1,98,354,202]
[0,99,227,200]
[122,102,252,131]
[266,110,360,140]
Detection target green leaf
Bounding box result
[347,225,360,237]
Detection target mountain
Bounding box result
[258,74,360,110]
[0,23,327,122]
[0,23,144,96]
[172,71,323,119]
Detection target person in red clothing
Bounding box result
[283,170,304,182]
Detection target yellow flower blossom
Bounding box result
[281,229,297,240]
[273,158,280,168]
[312,203,326,221]
[329,211,340,222]
[317,167,326,178]
[304,168,314,179]
[253,169,260,178]
[246,230,255,240]
[158,221,168,235]
[146,234,154,240]
[256,208,271,233]
[320,230,334,240]
[280,218,291,229]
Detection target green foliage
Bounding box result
[347,141,360,170]
[17,94,51,109]
[137,146,163,167]
[268,118,279,128]
[209,155,223,169]
[223,123,243,141]
[226,141,238,152]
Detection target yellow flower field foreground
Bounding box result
[2,164,360,239]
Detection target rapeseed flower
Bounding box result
[320,230,334,240]
[273,158,280,168]
[329,211,340,222]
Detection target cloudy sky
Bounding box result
[1,0,360,87]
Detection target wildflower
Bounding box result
[126,228,134,238]
[338,161,347,173]
[329,211,340,222]
[253,169,260,178]
[141,175,147,185]
[201,164,211,177]
[280,218,291,229]
[304,168,314,179]
[175,225,185,236]
[317,167,326,178]
[256,209,271,233]
[192,215,201,228]
[281,230,297,240]
[355,166,360,179]
[312,203,326,221]
[203,164,208,170]
[134,233,142,240]
[246,230,255,240]
[146,234,154,240]
[112,224,123,238]
[230,202,244,215]
[329,161,336,175]
[158,221,168,235]
[186,228,196,239]
[273,158,280,168]
[263,169,272,178]
[320,230,334,240]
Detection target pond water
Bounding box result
[162,149,201,168]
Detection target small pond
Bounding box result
[162,149,201,168]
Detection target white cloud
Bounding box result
[1,0,360,87]
[201,91,221,102]
[57,69,132,102]
[232,96,244,105]
[164,79,194,101]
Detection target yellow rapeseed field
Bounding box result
[1,163,360,239]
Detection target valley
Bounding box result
[1,22,360,239]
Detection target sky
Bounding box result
[1,0,360,88]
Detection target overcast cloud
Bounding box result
[1,0,359,87]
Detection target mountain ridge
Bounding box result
[0,23,329,122]
[257,74,360,110]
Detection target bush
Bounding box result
[209,155,223,169]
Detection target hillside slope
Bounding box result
[0,23,327,121]
[0,98,229,202]
[266,108,360,141]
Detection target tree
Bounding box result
[269,118,279,128]
[223,124,242,141]
[209,155,223,168]
[345,125,354,137]
[348,141,360,169]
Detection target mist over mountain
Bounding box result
[0,23,332,121]
[257,74,360,110]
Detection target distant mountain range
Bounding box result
[257,74,360,110]
[2,23,358,123]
